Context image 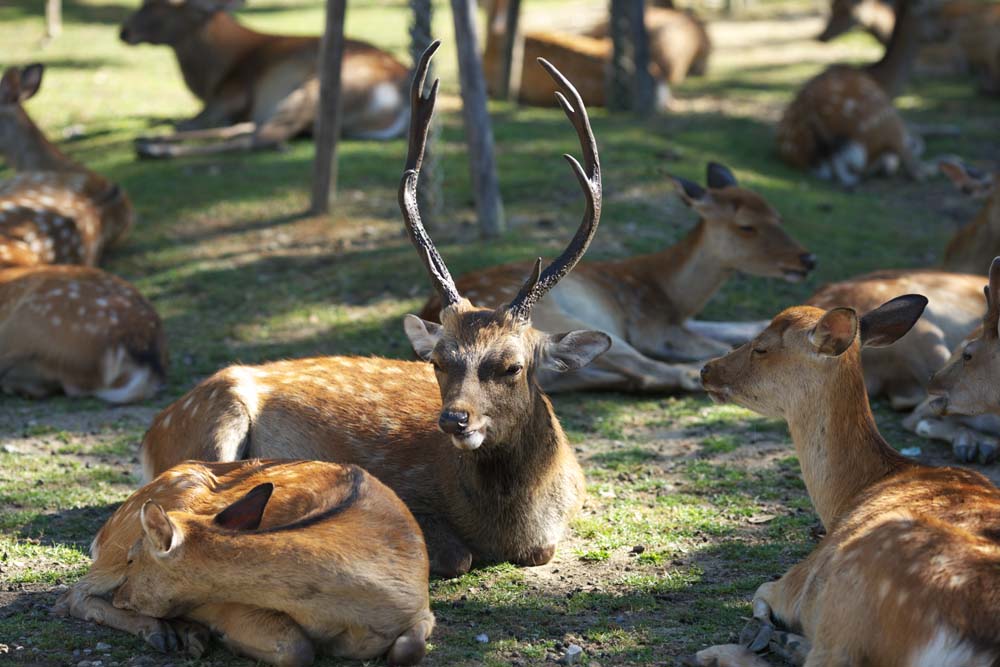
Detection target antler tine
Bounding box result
[398,40,461,307]
[984,257,1000,338]
[507,57,602,321]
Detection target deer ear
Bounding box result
[0,69,21,105]
[706,162,738,189]
[140,501,181,556]
[214,483,273,531]
[404,314,442,361]
[859,294,928,348]
[984,258,1000,339]
[810,307,858,357]
[542,330,612,372]
[670,176,706,205]
[18,64,43,101]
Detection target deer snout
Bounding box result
[799,253,817,271]
[700,361,730,403]
[438,409,470,435]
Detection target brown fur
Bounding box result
[55,460,433,666]
[818,0,896,44]
[941,163,1000,274]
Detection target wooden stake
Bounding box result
[309,0,347,215]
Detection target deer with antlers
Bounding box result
[119,0,410,158]
[55,459,435,665]
[776,0,926,186]
[140,43,610,577]
[419,162,815,392]
[696,294,1000,667]
[0,64,133,267]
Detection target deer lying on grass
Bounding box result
[55,459,434,666]
[776,0,926,186]
[0,65,133,266]
[0,265,167,403]
[697,294,1000,667]
[140,43,610,578]
[420,162,815,392]
[119,0,410,159]
[940,161,1000,274]
[818,0,895,44]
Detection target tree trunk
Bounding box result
[409,0,442,228]
[608,0,654,114]
[45,0,62,40]
[309,0,347,215]
[496,0,523,100]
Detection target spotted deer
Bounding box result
[941,161,1000,274]
[419,162,815,393]
[55,459,434,666]
[776,0,926,186]
[697,294,1000,667]
[140,44,610,577]
[0,65,133,267]
[817,0,896,44]
[119,0,410,159]
[0,265,167,403]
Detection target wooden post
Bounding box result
[450,0,505,238]
[497,0,522,100]
[309,0,347,215]
[608,0,654,114]
[409,0,442,228]
[45,0,62,40]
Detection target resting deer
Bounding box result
[119,0,410,159]
[941,161,1000,274]
[55,459,434,666]
[818,0,895,44]
[0,64,133,267]
[140,44,611,578]
[0,265,167,403]
[776,0,926,186]
[419,162,815,393]
[697,294,1000,667]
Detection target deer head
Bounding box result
[701,295,927,418]
[120,0,241,45]
[672,163,816,283]
[401,42,610,451]
[0,64,44,162]
[940,161,998,200]
[927,257,1000,417]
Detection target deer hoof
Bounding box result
[144,619,181,653]
[977,440,997,465]
[953,432,977,463]
[520,544,556,566]
[739,617,773,653]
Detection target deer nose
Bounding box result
[119,26,131,42]
[438,409,470,434]
[700,365,711,382]
[799,253,817,271]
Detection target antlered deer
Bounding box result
[818,0,895,44]
[776,0,926,186]
[0,65,133,267]
[140,43,611,577]
[0,265,167,403]
[55,459,434,666]
[119,0,410,158]
[940,161,1000,274]
[420,162,815,392]
[697,295,1000,667]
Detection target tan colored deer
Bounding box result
[119,0,410,158]
[0,265,167,403]
[697,294,1000,667]
[419,162,815,393]
[776,0,926,186]
[941,161,1000,274]
[817,0,895,44]
[55,459,435,666]
[0,65,133,267]
[140,44,611,578]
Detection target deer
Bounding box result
[0,64,133,267]
[940,161,1000,275]
[776,0,927,187]
[139,43,611,578]
[696,294,1000,667]
[54,459,435,666]
[0,264,167,403]
[419,162,815,393]
[119,0,411,159]
[817,0,896,44]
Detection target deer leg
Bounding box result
[684,319,770,347]
[185,603,314,666]
[768,630,811,665]
[138,122,258,144]
[413,514,473,578]
[685,645,773,667]
[136,133,272,159]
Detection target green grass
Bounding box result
[1,0,998,664]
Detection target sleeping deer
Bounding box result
[776,0,926,186]
[0,265,167,403]
[119,0,410,158]
[420,162,815,392]
[940,161,1000,275]
[0,64,133,267]
[140,44,611,578]
[697,294,1000,667]
[55,459,435,666]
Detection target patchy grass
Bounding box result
[2,0,999,665]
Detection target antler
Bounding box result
[506,58,602,321]
[398,40,461,308]
[984,257,1000,339]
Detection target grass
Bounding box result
[1,0,999,665]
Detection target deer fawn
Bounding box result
[0,265,167,403]
[0,65,133,267]
[419,162,815,393]
[776,0,926,186]
[119,0,410,158]
[140,43,610,578]
[818,0,895,44]
[698,294,1000,667]
[941,161,1000,274]
[55,459,434,666]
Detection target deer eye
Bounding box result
[505,363,523,376]
[753,347,767,355]
[963,349,973,362]
[126,558,134,566]
[738,225,757,234]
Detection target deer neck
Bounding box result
[4,109,78,173]
[785,350,910,529]
[863,0,919,97]
[174,12,262,101]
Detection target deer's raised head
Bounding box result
[0,64,43,157]
[701,295,926,417]
[672,163,816,283]
[940,160,997,200]
[928,257,1000,417]
[818,0,895,43]
[120,0,239,45]
[401,43,610,451]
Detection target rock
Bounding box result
[630,545,646,554]
[561,644,584,665]
[475,633,489,644]
[77,661,93,667]
[95,643,111,651]
[900,446,921,457]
